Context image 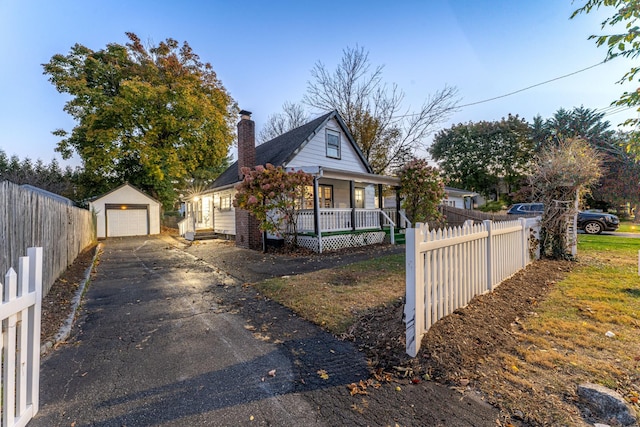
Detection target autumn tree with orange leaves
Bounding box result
[43,32,237,208]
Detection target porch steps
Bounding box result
[383,227,406,245]
[193,230,218,241]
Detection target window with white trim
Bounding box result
[303,185,334,209]
[354,188,364,208]
[326,129,341,159]
[220,193,232,210]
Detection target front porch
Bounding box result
[179,166,409,252]
[290,207,410,252]
[180,206,410,251]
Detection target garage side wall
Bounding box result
[90,185,160,238]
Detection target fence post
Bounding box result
[483,220,493,291]
[405,223,425,357]
[519,218,528,268]
[27,247,42,415]
[4,268,18,427]
[17,257,29,416]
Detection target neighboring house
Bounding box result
[442,186,480,210]
[384,186,480,211]
[181,110,406,252]
[90,183,161,238]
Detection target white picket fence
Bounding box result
[0,247,42,427]
[405,218,539,357]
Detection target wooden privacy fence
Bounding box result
[405,218,539,357]
[440,205,512,227]
[0,247,42,427]
[0,181,95,296]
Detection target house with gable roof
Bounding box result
[181,110,408,252]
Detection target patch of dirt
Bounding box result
[41,244,97,343]
[345,258,575,424]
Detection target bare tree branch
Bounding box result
[258,101,308,144]
[303,46,459,174]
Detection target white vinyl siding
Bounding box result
[364,185,376,209]
[213,189,236,235]
[287,118,368,173]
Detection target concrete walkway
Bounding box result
[31,237,325,426]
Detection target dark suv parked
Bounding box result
[506,203,620,234]
[577,211,620,234]
[506,203,544,215]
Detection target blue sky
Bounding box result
[0,0,635,167]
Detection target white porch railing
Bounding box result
[319,209,353,232]
[178,214,196,239]
[405,218,539,357]
[1,247,43,427]
[297,208,398,233]
[382,208,411,229]
[354,209,380,230]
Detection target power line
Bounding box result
[456,61,606,109]
[393,61,607,118]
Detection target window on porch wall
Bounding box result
[303,185,333,209]
[355,188,364,208]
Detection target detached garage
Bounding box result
[90,184,161,238]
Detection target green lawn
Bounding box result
[615,221,640,234]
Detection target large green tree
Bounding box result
[43,33,237,208]
[429,115,534,198]
[572,0,640,152]
[531,106,616,152]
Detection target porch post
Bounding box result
[378,184,384,229]
[349,180,356,231]
[395,187,401,226]
[313,177,322,252]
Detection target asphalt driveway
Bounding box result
[32,236,502,427]
[32,237,327,426]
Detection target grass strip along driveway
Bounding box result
[254,235,640,425]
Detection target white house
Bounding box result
[90,183,161,238]
[443,186,480,209]
[182,110,406,252]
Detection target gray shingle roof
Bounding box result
[213,110,366,189]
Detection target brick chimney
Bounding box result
[235,109,262,250]
[237,109,255,180]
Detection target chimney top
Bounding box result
[239,110,252,119]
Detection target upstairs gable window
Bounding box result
[326,129,341,159]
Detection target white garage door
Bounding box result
[106,206,149,237]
